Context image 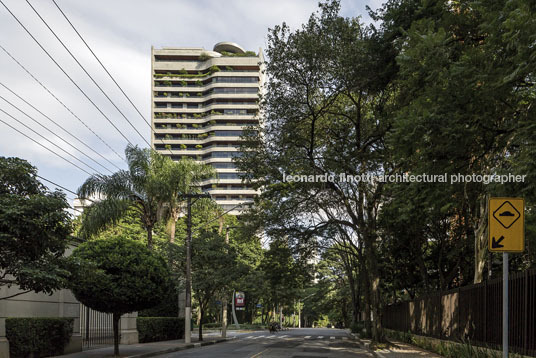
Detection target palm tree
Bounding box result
[77,145,160,249]
[152,155,215,243]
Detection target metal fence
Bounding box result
[382,268,536,356]
[80,305,116,348]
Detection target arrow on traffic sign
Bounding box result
[492,235,505,249]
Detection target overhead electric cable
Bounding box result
[0,106,102,175]
[0,44,125,164]
[0,114,92,176]
[0,82,118,172]
[0,91,113,174]
[49,0,175,156]
[25,0,150,146]
[51,0,151,128]
[0,0,135,147]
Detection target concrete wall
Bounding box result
[0,285,82,357]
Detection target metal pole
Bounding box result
[185,196,192,344]
[503,252,508,358]
[232,290,240,328]
[222,227,229,338]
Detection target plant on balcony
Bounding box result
[225,66,233,71]
[164,134,172,140]
[164,81,172,86]
[195,144,203,149]
[195,80,202,87]
[198,53,210,61]
[179,68,188,75]
[164,144,172,150]
[199,133,208,139]
[209,65,220,74]
[185,93,190,97]
[197,92,202,96]
[193,113,201,119]
[180,144,187,149]
[211,184,217,189]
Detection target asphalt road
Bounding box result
[156,328,372,358]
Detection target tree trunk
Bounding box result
[169,216,177,243]
[364,234,384,342]
[147,226,153,250]
[113,312,120,357]
[473,196,489,283]
[199,307,204,341]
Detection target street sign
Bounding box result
[489,197,524,253]
[256,303,262,308]
[235,291,245,307]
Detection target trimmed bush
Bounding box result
[137,317,185,343]
[6,317,73,358]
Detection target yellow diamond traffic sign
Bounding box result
[488,197,524,253]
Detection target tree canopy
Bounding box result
[0,156,71,296]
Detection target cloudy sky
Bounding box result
[0,0,383,211]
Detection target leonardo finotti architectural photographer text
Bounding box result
[282,173,526,184]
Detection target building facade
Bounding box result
[151,42,262,214]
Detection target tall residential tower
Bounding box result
[151,42,262,214]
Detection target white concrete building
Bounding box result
[151,42,263,214]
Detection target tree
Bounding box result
[77,145,162,249]
[191,232,243,341]
[68,236,171,357]
[151,156,215,243]
[237,0,394,340]
[0,157,71,297]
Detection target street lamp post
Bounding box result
[222,225,239,338]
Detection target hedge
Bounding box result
[6,317,73,358]
[137,317,185,343]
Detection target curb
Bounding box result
[349,332,371,351]
[125,337,237,358]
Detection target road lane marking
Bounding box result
[304,335,311,339]
[330,336,335,340]
[246,336,254,339]
[317,335,323,339]
[280,335,289,338]
[250,348,269,358]
[252,335,264,339]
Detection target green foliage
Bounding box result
[137,317,185,343]
[69,237,171,314]
[0,156,71,294]
[198,53,211,61]
[6,318,73,358]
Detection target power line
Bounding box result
[25,0,150,147]
[0,81,119,172]
[0,114,91,176]
[0,106,102,175]
[0,44,125,164]
[0,90,113,175]
[51,0,151,128]
[0,0,135,148]
[49,0,174,156]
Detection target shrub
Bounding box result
[137,317,185,343]
[6,317,73,358]
[198,53,210,61]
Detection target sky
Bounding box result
[0,0,383,212]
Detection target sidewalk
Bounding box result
[351,334,441,357]
[53,336,237,358]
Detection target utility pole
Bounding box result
[222,226,229,338]
[183,193,210,344]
